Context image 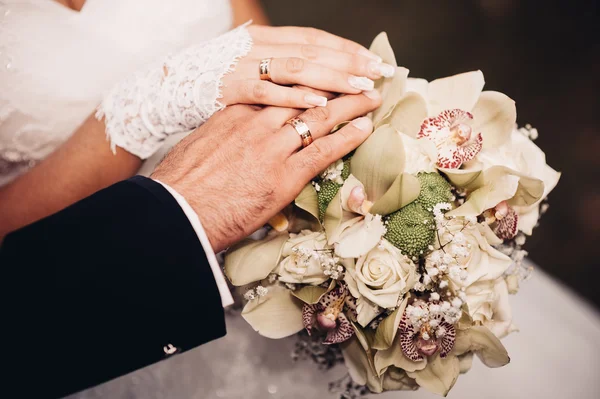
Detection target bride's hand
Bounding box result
[220,26,396,108]
[99,25,392,160]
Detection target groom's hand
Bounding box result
[151,90,381,252]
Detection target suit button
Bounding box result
[163,343,179,356]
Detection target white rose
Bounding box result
[276,230,329,285]
[465,278,517,339]
[345,240,416,326]
[439,219,512,289]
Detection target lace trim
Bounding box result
[96,23,253,159]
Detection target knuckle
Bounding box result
[342,39,361,54]
[337,126,358,145]
[346,54,363,73]
[242,80,254,99]
[251,81,268,100]
[351,54,366,71]
[297,153,320,176]
[303,27,322,45]
[285,57,305,74]
[300,44,319,60]
[304,106,331,123]
[311,139,333,160]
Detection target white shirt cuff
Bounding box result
[153,179,234,308]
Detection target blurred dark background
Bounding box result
[263,0,600,307]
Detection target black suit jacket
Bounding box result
[0,176,226,398]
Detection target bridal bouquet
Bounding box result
[224,33,560,396]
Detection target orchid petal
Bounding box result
[341,336,384,393]
[370,173,421,216]
[372,296,409,350]
[374,330,427,375]
[369,32,398,110]
[471,91,517,149]
[458,352,474,374]
[224,233,288,286]
[344,267,361,299]
[427,70,485,116]
[352,320,375,351]
[514,165,561,234]
[369,32,397,67]
[323,312,355,344]
[351,124,405,202]
[324,188,363,245]
[242,285,304,339]
[292,283,330,305]
[439,165,483,188]
[373,67,410,125]
[382,92,429,137]
[453,326,510,368]
[302,304,317,335]
[382,367,419,391]
[448,165,545,218]
[406,354,460,396]
[516,207,538,235]
[507,173,545,207]
[398,311,423,362]
[406,78,429,103]
[294,183,320,225]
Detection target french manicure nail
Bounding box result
[351,116,373,132]
[368,61,395,78]
[348,76,375,91]
[358,48,382,62]
[363,89,381,100]
[304,94,328,107]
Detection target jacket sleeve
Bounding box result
[0,176,226,398]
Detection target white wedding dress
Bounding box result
[2,2,600,399]
[0,0,235,186]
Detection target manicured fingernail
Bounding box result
[351,116,373,132]
[358,48,382,62]
[363,89,381,100]
[368,61,395,78]
[348,76,375,91]
[304,94,328,107]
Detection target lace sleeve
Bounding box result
[96,24,253,159]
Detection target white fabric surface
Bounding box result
[0,0,233,185]
[154,179,233,308]
[69,265,600,399]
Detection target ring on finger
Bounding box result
[286,117,313,148]
[259,58,273,81]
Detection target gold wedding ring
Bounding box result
[286,117,313,148]
[259,58,273,81]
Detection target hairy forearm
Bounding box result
[0,115,141,239]
[231,0,270,26]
